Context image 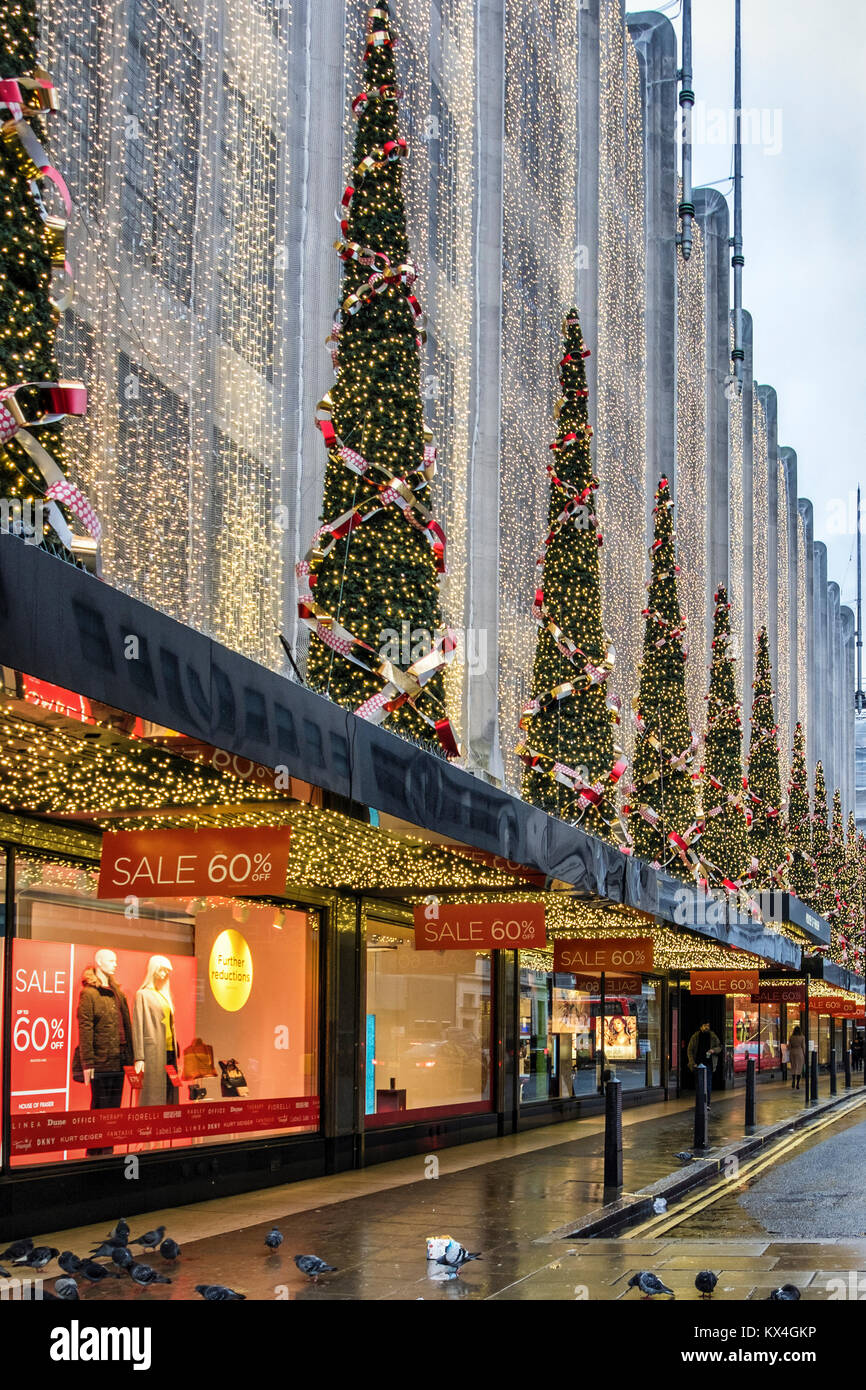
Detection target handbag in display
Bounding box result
[72,1045,85,1084]
[218,1058,249,1098]
[123,1065,143,1091]
[182,1037,218,1081]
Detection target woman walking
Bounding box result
[788,1024,806,1090]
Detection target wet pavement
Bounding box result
[9,1080,866,1301]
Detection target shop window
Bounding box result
[365,920,492,1124]
[522,959,661,1099]
[8,857,319,1165]
[732,994,758,1072]
[758,1004,781,1072]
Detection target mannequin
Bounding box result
[132,956,180,1106]
[76,948,133,1155]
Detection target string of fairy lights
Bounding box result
[752,395,769,661]
[38,0,288,669]
[775,458,791,789]
[675,206,707,735]
[728,345,745,710]
[498,0,578,786]
[595,2,647,766]
[797,512,809,768]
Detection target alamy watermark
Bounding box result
[379,622,488,676]
[0,497,45,544]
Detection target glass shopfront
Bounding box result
[519,956,662,1099]
[732,996,783,1074]
[7,855,320,1165]
[365,919,492,1123]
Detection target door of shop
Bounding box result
[679,992,727,1091]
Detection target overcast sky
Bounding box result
[626,0,866,617]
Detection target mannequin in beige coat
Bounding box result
[132,956,180,1106]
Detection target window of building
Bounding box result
[365,919,492,1123]
[8,856,319,1166]
[122,0,201,302]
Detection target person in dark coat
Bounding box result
[687,1021,722,1103]
[77,949,133,1154]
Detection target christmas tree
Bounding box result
[299,2,453,752]
[746,626,790,888]
[699,585,749,884]
[629,477,697,876]
[0,2,85,560]
[518,308,619,834]
[787,722,814,899]
[811,760,830,913]
[837,811,862,969]
[824,788,846,924]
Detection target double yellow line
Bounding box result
[622,1093,866,1240]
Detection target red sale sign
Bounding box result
[413,902,546,950]
[98,826,291,898]
[11,941,74,1106]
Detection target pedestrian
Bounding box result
[787,1025,806,1089]
[687,1021,722,1104]
[851,1035,863,1072]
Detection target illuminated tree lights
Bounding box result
[302,2,448,750]
[747,626,790,889]
[836,810,864,971]
[699,586,749,885]
[811,759,830,913]
[628,477,696,877]
[518,308,618,836]
[0,0,73,559]
[787,722,814,900]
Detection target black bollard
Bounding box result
[844,1049,852,1089]
[830,1047,837,1096]
[745,1056,757,1133]
[694,1064,709,1149]
[810,1049,819,1105]
[603,1078,623,1189]
[645,1049,652,1088]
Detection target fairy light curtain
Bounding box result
[675,207,707,736]
[595,0,647,764]
[38,0,289,670]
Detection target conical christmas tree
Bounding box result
[518,308,618,835]
[629,477,697,875]
[787,722,814,899]
[811,760,830,913]
[746,626,790,888]
[837,811,861,968]
[299,2,453,751]
[699,585,749,884]
[824,788,846,924]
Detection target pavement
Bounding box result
[7,1077,866,1301]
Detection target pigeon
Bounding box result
[0,1266,9,1279]
[108,1218,130,1244]
[195,1283,247,1301]
[53,1277,80,1301]
[129,1226,166,1251]
[58,1251,84,1276]
[13,1246,59,1271]
[265,1227,283,1252]
[89,1241,126,1258]
[159,1239,181,1261]
[129,1262,172,1287]
[0,1238,33,1261]
[79,1259,120,1282]
[768,1283,800,1301]
[674,1151,694,1163]
[112,1247,136,1271]
[652,1198,667,1214]
[627,1270,675,1299]
[695,1270,718,1298]
[436,1246,482,1271]
[294,1254,337,1280]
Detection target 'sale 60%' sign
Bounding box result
[553,937,654,973]
[413,903,546,950]
[98,826,291,898]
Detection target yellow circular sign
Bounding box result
[208,929,253,1012]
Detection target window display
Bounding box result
[520,959,661,1098]
[365,919,492,1122]
[8,857,319,1164]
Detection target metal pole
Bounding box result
[745,1055,757,1132]
[677,0,694,259]
[830,1047,837,1096]
[694,1064,709,1149]
[803,975,811,1106]
[845,1047,852,1089]
[810,1049,819,1106]
[857,487,864,710]
[731,0,744,391]
[598,970,606,1095]
[604,1077,623,1189]
[1,846,14,1181]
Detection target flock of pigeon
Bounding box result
[0,1221,804,1301]
[0,1218,337,1302]
[627,1268,801,1301]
